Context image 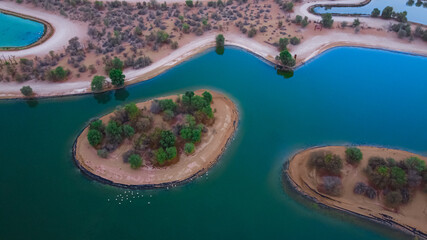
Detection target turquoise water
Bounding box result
[0,12,45,48]
[0,47,426,240]
[313,0,427,25]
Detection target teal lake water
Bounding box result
[0,47,426,239]
[0,12,45,48]
[313,0,427,25]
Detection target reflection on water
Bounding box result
[25,98,38,108]
[93,92,112,104]
[114,88,130,101]
[277,69,294,79]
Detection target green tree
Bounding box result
[159,99,177,111]
[105,120,123,144]
[105,57,124,73]
[290,36,300,45]
[123,124,135,138]
[202,91,213,103]
[48,66,69,81]
[91,75,105,92]
[109,68,125,87]
[90,119,105,132]
[155,148,168,165]
[185,0,193,7]
[20,86,33,96]
[156,31,169,43]
[166,146,177,160]
[216,34,225,48]
[324,153,343,174]
[184,142,195,154]
[88,129,103,146]
[352,18,360,27]
[129,154,143,169]
[381,6,393,19]
[321,13,334,28]
[405,157,426,172]
[160,130,176,148]
[295,15,302,24]
[125,103,140,121]
[345,147,363,164]
[390,166,407,187]
[371,8,380,17]
[301,16,309,28]
[278,38,289,51]
[278,50,296,67]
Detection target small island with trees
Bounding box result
[285,146,427,238]
[73,89,238,188]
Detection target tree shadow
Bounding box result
[25,98,39,108]
[93,91,112,104]
[114,88,130,101]
[277,69,294,79]
[215,47,225,55]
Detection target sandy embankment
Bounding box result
[0,1,88,58]
[286,146,427,238]
[74,90,239,188]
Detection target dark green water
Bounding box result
[0,47,426,240]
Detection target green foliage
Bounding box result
[278,50,295,67]
[109,68,125,87]
[371,8,380,17]
[216,34,225,48]
[290,36,300,45]
[125,103,140,121]
[301,16,309,28]
[381,6,393,19]
[394,11,408,22]
[282,1,293,11]
[202,91,213,104]
[48,66,69,81]
[309,151,343,174]
[321,13,334,28]
[352,18,360,27]
[91,75,105,92]
[182,23,190,33]
[184,142,195,154]
[97,149,108,158]
[105,120,123,144]
[185,0,193,7]
[166,146,177,160]
[159,99,177,112]
[385,190,402,208]
[88,129,103,146]
[248,28,257,38]
[278,38,289,51]
[405,157,426,172]
[123,124,135,138]
[163,109,175,121]
[345,147,363,164]
[129,154,143,169]
[94,1,104,10]
[155,148,168,165]
[105,57,124,73]
[20,86,33,96]
[90,119,105,132]
[390,166,407,187]
[180,125,202,143]
[156,31,169,43]
[160,130,176,148]
[295,15,302,24]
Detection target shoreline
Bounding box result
[73,90,240,189]
[284,145,427,240]
[0,9,54,51]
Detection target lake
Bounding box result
[0,12,45,48]
[313,0,427,25]
[0,47,426,240]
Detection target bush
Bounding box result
[354,182,368,194]
[159,99,177,112]
[123,124,135,138]
[290,37,300,45]
[91,76,105,92]
[166,146,177,160]
[381,6,393,19]
[321,176,342,196]
[135,117,151,132]
[352,18,360,27]
[385,190,402,208]
[105,57,124,73]
[163,110,175,121]
[278,38,289,51]
[321,13,334,28]
[88,129,103,146]
[295,15,302,24]
[109,68,125,87]
[301,16,309,28]
[160,130,176,148]
[155,148,168,165]
[405,157,426,172]
[20,86,33,96]
[277,50,295,67]
[184,142,195,154]
[180,126,202,143]
[309,151,343,174]
[185,0,193,7]
[90,119,105,132]
[129,154,143,169]
[48,66,69,81]
[105,120,123,144]
[202,91,213,104]
[345,147,363,164]
[125,103,140,121]
[97,149,108,158]
[371,8,380,17]
[248,28,257,38]
[390,166,407,188]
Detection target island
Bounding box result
[285,146,427,238]
[73,90,238,188]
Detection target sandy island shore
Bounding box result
[73,90,239,188]
[285,146,427,239]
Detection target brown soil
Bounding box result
[74,90,239,187]
[286,146,427,237]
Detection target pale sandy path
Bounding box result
[0,1,88,58]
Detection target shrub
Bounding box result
[354,182,368,194]
[309,151,343,174]
[202,91,213,104]
[278,38,289,51]
[90,119,105,132]
[321,13,334,28]
[88,129,103,146]
[182,23,190,33]
[97,149,108,158]
[135,117,151,132]
[371,8,380,17]
[123,124,135,138]
[155,148,168,165]
[125,103,140,121]
[105,57,124,73]
[91,76,105,92]
[159,99,177,112]
[277,50,295,67]
[248,28,257,38]
[345,147,363,164]
[166,146,177,160]
[321,176,342,196]
[385,190,402,208]
[290,37,300,45]
[368,156,387,169]
[352,18,360,27]
[405,157,426,172]
[48,66,69,81]
[109,69,125,87]
[105,120,123,144]
[20,86,33,96]
[365,186,377,199]
[390,166,407,188]
[163,109,175,121]
[301,16,309,28]
[294,15,302,24]
[381,6,393,19]
[129,154,143,169]
[282,1,293,12]
[184,142,195,154]
[185,0,193,7]
[216,34,225,48]
[180,126,202,143]
[160,130,176,148]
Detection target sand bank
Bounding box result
[73,90,239,188]
[285,146,427,239]
[0,1,88,58]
